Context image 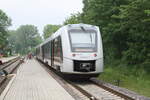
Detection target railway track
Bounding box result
[90,78,134,100]
[37,59,136,100]
[0,57,20,70]
[72,81,125,100]
[0,57,23,94]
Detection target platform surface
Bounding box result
[2,59,75,100]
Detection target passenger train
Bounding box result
[35,24,103,78]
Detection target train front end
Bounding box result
[61,24,103,78]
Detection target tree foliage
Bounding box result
[64,0,150,72]
[63,13,82,25]
[115,0,150,65]
[0,9,11,50]
[43,24,61,39]
[8,25,42,54]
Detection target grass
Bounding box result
[98,65,150,97]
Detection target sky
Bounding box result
[0,0,83,35]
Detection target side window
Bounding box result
[58,36,63,60]
[54,38,58,57]
[53,36,63,61]
[49,41,51,57]
[57,37,60,57]
[45,42,50,58]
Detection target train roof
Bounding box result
[66,23,98,29]
[51,23,98,39]
[35,23,99,48]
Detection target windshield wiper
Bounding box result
[90,33,92,43]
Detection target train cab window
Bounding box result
[69,30,97,52]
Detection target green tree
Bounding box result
[114,0,150,67]
[7,30,17,55]
[63,13,82,25]
[43,24,61,39]
[0,9,11,50]
[8,25,42,54]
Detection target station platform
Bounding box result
[1,59,75,100]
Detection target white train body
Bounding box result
[36,24,103,77]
